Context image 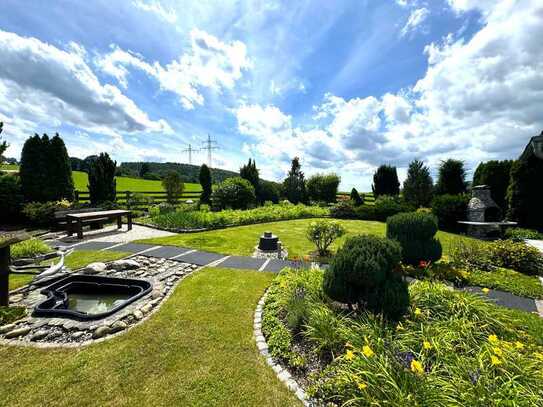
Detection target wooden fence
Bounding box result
[74,190,201,210]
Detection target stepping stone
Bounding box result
[110,243,156,253]
[144,246,192,259]
[263,259,295,272]
[219,256,266,271]
[74,241,119,251]
[178,251,225,266]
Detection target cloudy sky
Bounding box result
[0,0,541,190]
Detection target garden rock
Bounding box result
[5,327,31,339]
[110,320,127,333]
[93,326,111,339]
[107,259,140,271]
[0,324,16,334]
[81,262,107,275]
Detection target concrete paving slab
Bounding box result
[263,259,295,272]
[176,251,225,266]
[219,256,266,270]
[144,246,192,259]
[110,243,157,253]
[463,286,538,313]
[73,241,119,251]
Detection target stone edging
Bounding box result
[254,292,310,406]
[0,260,202,349]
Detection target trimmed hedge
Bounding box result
[431,194,469,232]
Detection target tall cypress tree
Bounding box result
[283,157,307,204]
[49,133,74,201]
[199,164,212,204]
[372,165,400,197]
[435,159,467,195]
[240,159,261,203]
[88,153,117,204]
[20,134,48,202]
[0,122,8,164]
[403,159,433,208]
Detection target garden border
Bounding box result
[253,291,311,406]
[134,214,330,234]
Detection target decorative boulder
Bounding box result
[107,259,140,271]
[80,262,107,275]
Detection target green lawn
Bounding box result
[139,218,473,260]
[72,171,202,193]
[0,164,19,171]
[9,250,129,291]
[0,268,298,407]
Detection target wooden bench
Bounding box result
[66,210,133,239]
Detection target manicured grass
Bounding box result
[72,171,201,193]
[139,218,473,260]
[9,250,129,291]
[0,267,298,406]
[467,267,543,299]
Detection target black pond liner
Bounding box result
[33,275,152,321]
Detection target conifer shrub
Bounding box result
[323,235,408,320]
[350,188,364,206]
[386,212,442,266]
[88,153,116,205]
[431,194,469,232]
[0,174,23,222]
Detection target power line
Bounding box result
[201,134,219,168]
[182,143,196,165]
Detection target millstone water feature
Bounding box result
[34,275,152,320]
[253,231,288,260]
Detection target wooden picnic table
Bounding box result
[67,210,132,239]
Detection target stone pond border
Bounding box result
[253,291,311,406]
[0,260,203,349]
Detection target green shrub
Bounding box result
[504,227,543,241]
[199,164,212,204]
[373,195,413,222]
[450,239,543,276]
[10,238,51,259]
[323,235,408,319]
[307,173,341,203]
[489,240,543,276]
[386,212,442,266]
[0,174,23,222]
[88,153,116,204]
[147,202,328,230]
[431,194,469,232]
[354,204,376,220]
[0,306,26,326]
[330,200,357,219]
[350,188,364,206]
[306,220,345,256]
[22,201,61,226]
[211,177,256,210]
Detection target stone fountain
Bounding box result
[252,231,287,259]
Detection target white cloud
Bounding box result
[97,28,251,109]
[132,0,177,24]
[400,7,430,37]
[0,30,171,137]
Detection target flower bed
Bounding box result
[262,268,543,405]
[143,203,329,231]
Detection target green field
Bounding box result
[0,164,19,171]
[73,171,201,193]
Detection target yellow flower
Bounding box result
[535,352,543,361]
[414,308,422,316]
[396,323,405,331]
[488,334,499,344]
[514,341,524,350]
[410,359,424,375]
[423,341,432,350]
[362,345,375,358]
[481,288,490,294]
[345,350,355,361]
[490,355,502,366]
[492,347,503,357]
[357,382,368,391]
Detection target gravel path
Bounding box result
[52,224,175,244]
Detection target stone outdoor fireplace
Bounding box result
[467,185,502,222]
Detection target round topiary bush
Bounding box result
[323,235,408,320]
[386,212,443,266]
[211,177,256,210]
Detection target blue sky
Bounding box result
[0,0,541,191]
